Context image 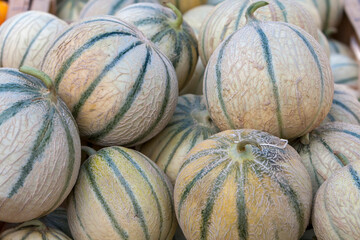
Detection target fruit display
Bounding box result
[0,0,359,239]
[116,3,198,90]
[0,11,68,69]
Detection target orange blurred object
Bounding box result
[0,1,8,25]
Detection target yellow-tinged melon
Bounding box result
[293,122,360,195]
[79,0,158,19]
[322,84,360,125]
[0,68,81,223]
[0,220,71,240]
[140,94,219,184]
[115,3,198,91]
[313,161,360,240]
[67,146,177,240]
[174,129,312,240]
[0,11,68,69]
[41,16,178,147]
[183,5,214,38]
[199,0,319,65]
[204,2,333,139]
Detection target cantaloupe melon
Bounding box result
[67,146,177,239]
[140,94,219,184]
[313,161,360,240]
[330,54,359,88]
[204,2,333,139]
[56,0,89,22]
[183,5,214,38]
[0,11,68,69]
[0,67,81,223]
[329,39,355,58]
[174,129,312,240]
[41,16,178,147]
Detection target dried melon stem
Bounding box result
[191,110,213,127]
[81,146,97,157]
[166,2,183,30]
[19,66,57,103]
[245,1,269,23]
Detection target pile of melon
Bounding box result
[0,0,359,239]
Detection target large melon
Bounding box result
[115,3,198,91]
[0,11,68,69]
[322,84,360,125]
[67,146,177,239]
[41,16,178,147]
[79,0,158,19]
[174,129,312,240]
[313,161,360,240]
[140,94,219,184]
[0,68,81,223]
[0,220,71,240]
[293,122,360,195]
[199,0,319,65]
[183,5,214,38]
[204,2,333,139]
[330,54,359,88]
[56,0,89,22]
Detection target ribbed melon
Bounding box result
[0,11,68,69]
[41,16,178,147]
[56,0,89,22]
[329,39,355,58]
[140,94,219,184]
[0,68,81,223]
[291,0,322,28]
[168,0,207,13]
[312,0,344,31]
[79,0,158,19]
[183,5,214,38]
[115,3,198,91]
[330,54,359,87]
[322,84,360,125]
[180,59,205,95]
[199,0,319,65]
[318,29,330,58]
[174,129,312,240]
[0,220,71,240]
[293,122,360,195]
[67,146,177,240]
[204,2,333,139]
[313,161,360,240]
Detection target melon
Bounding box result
[318,29,331,58]
[115,3,198,91]
[40,208,72,238]
[291,0,322,29]
[0,11,68,69]
[180,58,205,95]
[330,54,359,88]
[0,67,81,223]
[329,39,355,58]
[174,129,312,240]
[67,146,177,239]
[0,220,71,240]
[183,5,214,38]
[322,84,360,125]
[313,161,360,240]
[207,0,224,4]
[199,0,319,65]
[79,0,158,19]
[140,94,219,184]
[41,16,178,147]
[312,0,344,32]
[293,122,360,195]
[168,0,207,13]
[56,0,89,22]
[204,2,333,139]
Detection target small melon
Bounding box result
[330,54,359,88]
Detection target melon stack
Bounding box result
[0,0,359,239]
